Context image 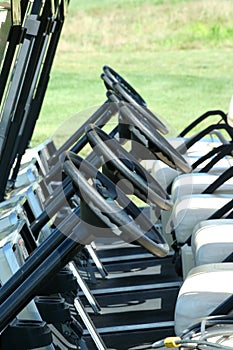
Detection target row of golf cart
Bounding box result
[1,1,233,349]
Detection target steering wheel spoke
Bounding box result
[85,124,173,211]
[63,152,169,257]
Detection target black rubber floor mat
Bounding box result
[95,244,151,259]
[87,255,180,290]
[80,287,179,328]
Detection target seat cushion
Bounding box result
[161,194,233,243]
[152,160,180,190]
[192,219,233,265]
[152,152,233,190]
[175,263,233,335]
[171,173,233,202]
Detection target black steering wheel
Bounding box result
[63,152,169,257]
[102,65,147,107]
[86,124,173,211]
[101,65,168,135]
[118,103,192,173]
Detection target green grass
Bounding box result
[32,0,233,146]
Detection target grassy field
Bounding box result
[32,0,233,146]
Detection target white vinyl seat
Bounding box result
[152,160,180,190]
[152,157,233,191]
[171,172,233,202]
[161,194,233,244]
[152,96,233,190]
[169,137,223,155]
[175,263,233,335]
[192,219,233,266]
